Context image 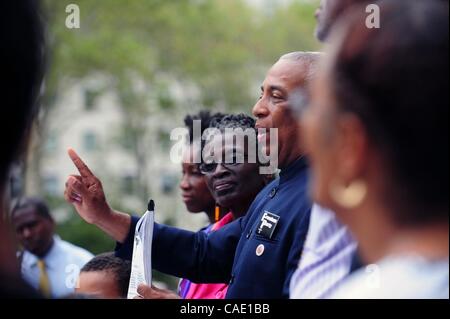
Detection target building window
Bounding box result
[160,173,177,195]
[120,130,134,151]
[83,131,98,152]
[121,175,137,195]
[9,162,23,200]
[158,130,171,151]
[45,133,58,154]
[43,176,59,196]
[84,89,98,111]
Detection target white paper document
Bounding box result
[127,200,155,299]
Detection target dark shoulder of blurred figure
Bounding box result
[12,197,94,298]
[0,1,45,298]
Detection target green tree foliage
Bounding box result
[37,0,320,268]
[43,0,319,110]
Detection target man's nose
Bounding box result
[252,98,270,119]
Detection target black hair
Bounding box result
[0,1,45,184]
[206,113,262,165]
[184,111,226,144]
[207,113,257,152]
[11,197,53,221]
[209,113,256,131]
[330,0,449,224]
[81,252,131,298]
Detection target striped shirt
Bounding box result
[290,204,357,299]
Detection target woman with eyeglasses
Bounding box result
[178,113,271,299]
[200,114,271,220]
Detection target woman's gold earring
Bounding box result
[329,179,367,209]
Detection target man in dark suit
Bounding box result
[64,52,320,299]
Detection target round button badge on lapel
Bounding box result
[256,244,265,257]
[269,187,277,198]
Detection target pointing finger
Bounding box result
[68,148,94,178]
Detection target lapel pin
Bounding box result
[256,244,265,257]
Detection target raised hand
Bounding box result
[64,148,111,225]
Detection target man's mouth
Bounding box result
[182,194,195,202]
[256,124,270,143]
[257,130,272,147]
[214,181,236,192]
[257,132,267,143]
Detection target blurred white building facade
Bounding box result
[26,76,210,231]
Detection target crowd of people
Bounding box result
[0,0,448,299]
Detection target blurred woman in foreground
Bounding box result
[0,1,45,297]
[302,0,448,298]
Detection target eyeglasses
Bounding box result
[199,150,249,174]
[198,162,242,175]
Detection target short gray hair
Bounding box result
[279,51,323,83]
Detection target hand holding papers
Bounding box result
[127,200,155,299]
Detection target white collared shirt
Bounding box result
[20,235,94,298]
[330,254,449,299]
[290,204,357,299]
